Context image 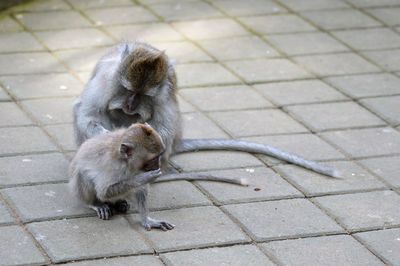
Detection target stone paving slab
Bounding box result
[363,49,400,71]
[0,153,68,187]
[275,160,387,196]
[133,206,250,252]
[0,73,83,99]
[278,0,349,11]
[153,41,213,63]
[360,96,400,125]
[355,228,400,265]
[161,244,275,266]
[0,32,44,53]
[54,47,109,72]
[314,190,400,231]
[0,102,33,127]
[28,216,152,263]
[223,198,344,241]
[45,123,76,151]
[0,126,58,156]
[366,7,400,26]
[0,225,48,266]
[358,156,400,188]
[324,73,400,98]
[0,199,15,225]
[64,255,164,266]
[196,167,302,204]
[181,112,229,139]
[212,0,285,16]
[0,86,10,101]
[253,79,348,106]
[2,183,90,222]
[262,235,384,266]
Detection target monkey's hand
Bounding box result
[134,169,162,186]
[143,217,175,231]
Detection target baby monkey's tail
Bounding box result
[176,139,340,178]
[155,173,248,186]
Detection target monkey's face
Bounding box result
[120,124,165,172]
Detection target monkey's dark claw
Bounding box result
[143,217,175,231]
[113,200,130,213]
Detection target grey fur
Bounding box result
[73,41,339,178]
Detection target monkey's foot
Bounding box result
[94,204,113,220]
[113,200,130,213]
[143,217,175,231]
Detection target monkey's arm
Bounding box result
[104,169,162,198]
[175,139,340,178]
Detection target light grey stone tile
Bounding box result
[321,127,400,158]
[149,1,223,21]
[244,133,346,163]
[45,123,76,151]
[171,151,263,172]
[346,0,400,7]
[355,228,400,265]
[196,167,302,204]
[153,41,212,63]
[36,28,114,50]
[359,156,400,187]
[0,16,22,32]
[85,6,158,26]
[198,36,279,61]
[180,85,273,112]
[64,255,164,266]
[213,0,285,16]
[0,226,47,265]
[302,9,381,30]
[181,112,229,139]
[361,96,400,125]
[223,199,343,241]
[67,0,134,9]
[28,217,152,263]
[226,58,312,83]
[13,0,71,12]
[366,7,400,26]
[254,79,347,106]
[0,102,33,127]
[325,73,400,98]
[21,97,74,125]
[162,244,274,266]
[176,63,240,87]
[210,109,308,137]
[0,32,44,52]
[0,73,83,99]
[133,206,249,252]
[15,10,92,31]
[0,199,14,225]
[106,23,184,42]
[240,14,316,34]
[262,235,383,266]
[0,127,57,156]
[267,32,349,55]
[54,47,108,72]
[0,153,69,186]
[275,161,386,196]
[286,101,385,131]
[3,183,90,222]
[0,86,10,101]
[363,49,400,71]
[278,0,349,11]
[173,19,248,40]
[176,95,195,113]
[333,28,400,50]
[294,53,380,76]
[0,52,66,74]
[149,181,211,210]
[315,190,400,231]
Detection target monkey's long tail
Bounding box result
[175,139,340,178]
[155,173,248,186]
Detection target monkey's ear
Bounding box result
[120,143,134,158]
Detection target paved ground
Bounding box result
[0,0,400,265]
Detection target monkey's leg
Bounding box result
[89,202,113,220]
[135,186,174,231]
[176,139,339,178]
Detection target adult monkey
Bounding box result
[73,42,338,177]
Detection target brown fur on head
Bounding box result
[124,45,168,94]
[119,124,165,163]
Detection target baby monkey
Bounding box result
[69,123,245,230]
